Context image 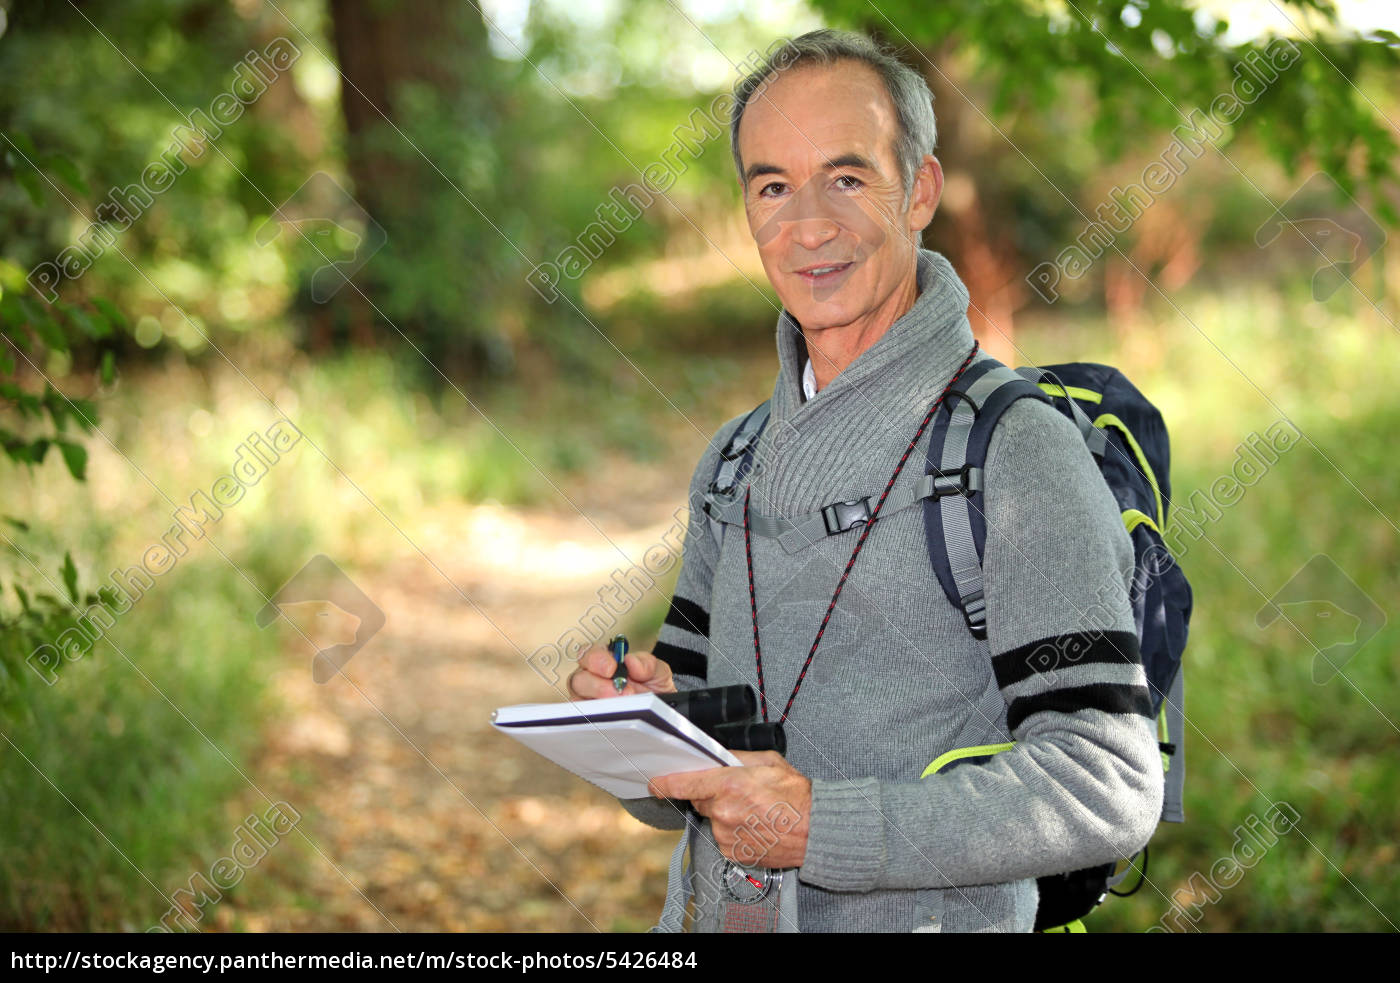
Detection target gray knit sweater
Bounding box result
[622,248,1163,932]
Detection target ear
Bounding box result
[907,154,943,234]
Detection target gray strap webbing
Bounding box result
[704,504,729,555]
[1017,366,1107,457]
[1161,668,1186,823]
[764,510,832,555]
[712,402,771,494]
[939,366,1028,635]
[1105,854,1137,890]
[650,812,699,933]
[706,402,772,551]
[704,473,950,555]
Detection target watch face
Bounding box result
[716,859,775,904]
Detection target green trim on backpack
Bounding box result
[1093,413,1165,531]
[1158,704,1170,774]
[1122,508,1160,535]
[1041,919,1087,933]
[1038,382,1103,404]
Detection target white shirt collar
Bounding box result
[801,358,817,401]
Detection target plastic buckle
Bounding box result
[822,497,872,535]
[720,430,759,462]
[929,465,982,499]
[962,588,988,640]
[704,479,742,511]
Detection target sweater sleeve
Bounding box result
[797,399,1164,890]
[615,415,744,832]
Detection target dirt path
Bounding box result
[224,462,697,932]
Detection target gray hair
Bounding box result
[729,29,938,200]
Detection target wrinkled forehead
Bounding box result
[737,60,900,176]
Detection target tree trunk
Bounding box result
[868,28,1028,364]
[329,0,486,228]
[325,0,492,367]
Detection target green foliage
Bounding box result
[0,0,316,353]
[0,136,125,715]
[811,0,1399,212]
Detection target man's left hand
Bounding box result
[648,751,812,869]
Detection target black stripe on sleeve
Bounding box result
[653,640,707,681]
[663,596,710,638]
[1005,682,1153,732]
[991,630,1140,689]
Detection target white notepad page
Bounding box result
[491,693,742,799]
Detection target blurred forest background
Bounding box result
[1,0,1397,933]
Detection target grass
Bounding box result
[0,554,284,930]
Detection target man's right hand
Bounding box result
[567,646,678,700]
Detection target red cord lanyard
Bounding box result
[742,341,980,725]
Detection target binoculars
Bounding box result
[659,685,786,755]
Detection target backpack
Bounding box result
[701,354,1192,932]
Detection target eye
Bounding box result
[757,181,788,198]
[834,174,863,191]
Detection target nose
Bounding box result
[789,181,842,251]
[757,178,843,252]
[791,214,840,251]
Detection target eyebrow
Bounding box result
[744,152,879,187]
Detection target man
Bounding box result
[568,28,1163,933]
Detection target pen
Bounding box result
[609,634,629,694]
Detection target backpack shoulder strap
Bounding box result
[923,357,1050,639]
[702,400,771,551]
[1016,366,1108,458]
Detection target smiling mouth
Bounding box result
[794,262,853,282]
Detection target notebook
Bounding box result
[491,692,741,799]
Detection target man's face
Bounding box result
[736,60,940,334]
